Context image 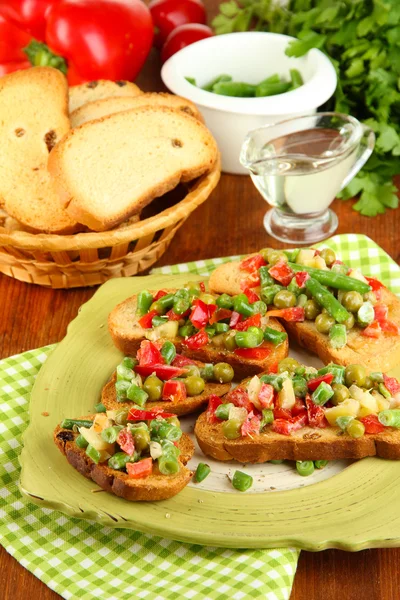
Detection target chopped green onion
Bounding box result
[94,402,107,413]
[312,382,334,406]
[378,410,400,427]
[194,463,211,483]
[296,460,315,476]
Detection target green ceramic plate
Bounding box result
[19,274,400,550]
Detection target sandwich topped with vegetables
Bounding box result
[194,357,400,463]
[208,247,400,372]
[108,281,289,380]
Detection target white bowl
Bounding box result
[161,32,337,174]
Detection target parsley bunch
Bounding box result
[213,0,400,216]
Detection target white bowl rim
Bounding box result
[161,31,337,116]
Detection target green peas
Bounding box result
[320,248,336,266]
[127,383,148,406]
[223,419,242,439]
[133,428,151,452]
[75,434,88,449]
[252,300,267,315]
[268,250,288,265]
[114,409,129,426]
[94,402,107,413]
[342,291,364,313]
[235,331,260,348]
[278,357,300,375]
[183,364,201,378]
[143,375,163,401]
[331,383,350,405]
[184,376,206,396]
[215,403,233,420]
[343,313,355,330]
[304,299,321,320]
[315,313,335,334]
[261,284,283,305]
[273,290,297,309]
[136,290,153,316]
[247,326,264,345]
[161,341,176,364]
[199,293,216,305]
[296,461,315,477]
[211,333,227,348]
[364,376,373,389]
[216,294,234,310]
[345,364,367,388]
[233,294,254,317]
[194,463,211,483]
[314,460,329,469]
[346,419,365,438]
[200,363,214,380]
[259,247,274,262]
[223,330,237,351]
[232,470,253,491]
[213,362,234,383]
[363,291,377,305]
[263,327,288,346]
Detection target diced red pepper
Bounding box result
[135,364,185,380]
[166,308,189,321]
[273,407,292,420]
[359,414,385,434]
[184,328,209,350]
[295,271,310,288]
[365,276,385,300]
[240,254,266,272]
[383,375,400,396]
[137,340,164,365]
[126,458,153,479]
[362,321,381,338]
[117,428,135,455]
[266,307,305,322]
[291,397,306,416]
[243,287,260,303]
[229,311,243,328]
[162,380,187,402]
[172,354,197,367]
[268,261,294,287]
[269,362,279,374]
[332,259,343,266]
[243,271,261,288]
[235,313,261,331]
[305,395,327,428]
[128,408,175,421]
[209,308,232,325]
[307,373,334,392]
[189,299,209,328]
[227,387,253,412]
[199,282,206,292]
[374,303,388,323]
[258,383,275,408]
[272,413,308,436]
[234,347,271,360]
[241,411,261,437]
[380,320,400,336]
[154,290,167,301]
[206,394,223,424]
[138,309,159,329]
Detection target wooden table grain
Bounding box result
[1,5,400,598]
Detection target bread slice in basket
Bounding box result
[69,79,142,113]
[49,106,218,231]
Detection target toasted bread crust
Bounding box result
[194,411,400,462]
[54,419,194,501]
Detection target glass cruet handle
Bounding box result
[339,124,375,191]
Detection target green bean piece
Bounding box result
[289,68,304,89]
[215,403,234,420]
[259,266,274,287]
[213,81,256,97]
[152,315,168,327]
[202,74,232,91]
[256,74,280,86]
[94,402,107,413]
[261,284,284,305]
[200,363,215,380]
[115,380,130,401]
[101,426,122,444]
[179,323,195,337]
[314,460,329,469]
[86,444,101,464]
[215,322,229,333]
[305,278,351,323]
[261,408,274,428]
[161,439,180,457]
[216,293,234,310]
[194,463,211,483]
[370,372,384,383]
[235,331,260,348]
[292,376,308,398]
[232,470,253,491]
[150,420,182,442]
[263,327,288,346]
[156,293,175,312]
[318,364,345,385]
[247,325,264,345]
[122,357,137,370]
[260,373,284,391]
[116,364,135,382]
[205,325,216,337]
[75,434,88,449]
[255,81,291,97]
[173,297,190,315]
[289,263,370,294]
[61,418,93,430]
[378,383,392,399]
[336,415,354,430]
[136,290,153,316]
[378,410,400,427]
[357,302,375,327]
[158,455,179,475]
[185,76,196,85]
[312,381,334,406]
[161,340,176,365]
[108,452,132,470]
[296,460,315,477]
[287,277,301,297]
[329,324,347,349]
[127,384,148,406]
[233,294,254,317]
[269,459,284,464]
[182,364,201,378]
[297,293,308,308]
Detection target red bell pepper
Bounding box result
[383,375,400,396]
[135,364,185,380]
[374,304,388,322]
[227,387,253,412]
[242,271,261,289]
[183,328,209,350]
[359,414,385,434]
[206,394,223,424]
[154,290,167,301]
[166,308,187,321]
[362,321,381,338]
[268,261,294,287]
[295,271,310,288]
[0,14,31,66]
[189,299,210,329]
[365,276,384,300]
[266,307,305,322]
[229,311,242,328]
[162,380,187,402]
[243,287,260,303]
[138,309,159,329]
[273,407,292,420]
[126,457,153,479]
[272,413,307,436]
[128,408,175,421]
[117,428,135,456]
[172,354,196,367]
[291,398,307,417]
[234,313,261,331]
[258,383,275,408]
[307,373,334,392]
[305,395,327,428]
[240,254,266,273]
[380,320,400,335]
[234,347,271,360]
[137,341,164,365]
[241,411,261,437]
[0,1,57,40]
[209,308,232,325]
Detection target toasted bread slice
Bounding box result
[0,67,81,234]
[70,93,203,128]
[49,107,218,231]
[108,290,289,380]
[103,369,230,416]
[194,411,400,462]
[209,259,400,372]
[69,79,142,113]
[54,418,194,501]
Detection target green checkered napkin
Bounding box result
[0,234,399,600]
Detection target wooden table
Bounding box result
[1,7,400,598]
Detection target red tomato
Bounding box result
[291,398,306,417]
[227,387,253,412]
[137,340,164,365]
[229,311,242,328]
[190,299,210,329]
[117,428,135,455]
[243,288,260,303]
[374,303,388,322]
[235,313,261,331]
[209,308,232,325]
[258,383,275,408]
[199,282,206,292]
[359,414,385,434]
[272,413,307,436]
[380,320,400,336]
[240,272,261,289]
[240,254,266,272]
[234,347,271,360]
[365,276,385,300]
[241,412,261,437]
[274,407,292,420]
[149,0,206,48]
[161,22,212,62]
[138,309,159,329]
[154,290,167,301]
[184,328,209,350]
[305,395,327,428]
[172,354,197,367]
[206,394,223,424]
[135,364,185,380]
[128,408,175,420]
[383,375,400,396]
[268,261,294,287]
[307,373,334,392]
[266,307,305,322]
[295,271,310,288]
[362,321,381,338]
[166,308,189,321]
[126,457,153,479]
[162,380,187,402]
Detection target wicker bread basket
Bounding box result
[0,161,220,289]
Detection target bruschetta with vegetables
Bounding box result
[101,340,231,416]
[108,282,289,379]
[54,409,194,501]
[194,357,400,462]
[208,247,400,372]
